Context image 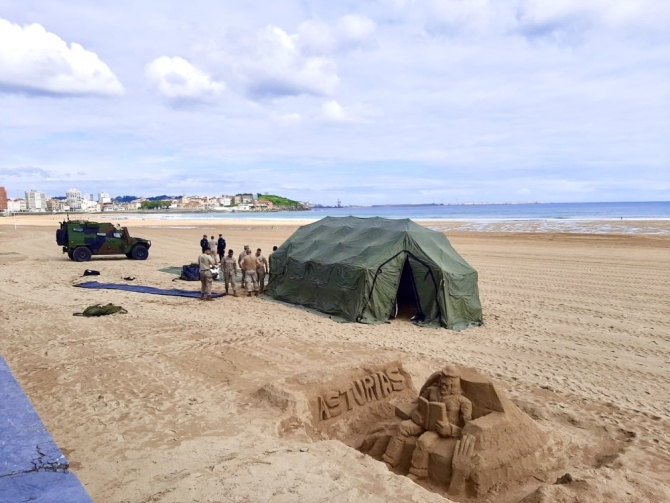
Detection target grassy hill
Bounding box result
[257,194,305,209]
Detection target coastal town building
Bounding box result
[254,200,274,210]
[47,198,68,212]
[233,194,255,205]
[81,199,101,212]
[66,188,82,211]
[220,196,232,206]
[7,199,26,212]
[25,190,47,212]
[98,192,111,204]
[0,186,7,211]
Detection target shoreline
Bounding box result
[2,213,670,235]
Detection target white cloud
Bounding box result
[145,56,224,101]
[513,0,670,42]
[426,0,496,33]
[319,100,381,123]
[517,0,648,28]
[387,0,670,40]
[0,18,123,96]
[321,100,348,121]
[298,14,377,54]
[279,112,301,124]
[230,25,339,98]
[203,16,375,100]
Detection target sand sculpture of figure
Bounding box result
[382,365,476,495]
[360,364,549,498]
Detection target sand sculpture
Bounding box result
[360,365,549,498]
[316,367,407,421]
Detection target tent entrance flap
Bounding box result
[393,258,422,321]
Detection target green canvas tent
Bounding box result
[266,216,483,330]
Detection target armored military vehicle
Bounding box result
[56,220,151,262]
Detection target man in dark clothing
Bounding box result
[217,234,226,263]
[200,234,209,253]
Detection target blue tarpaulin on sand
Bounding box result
[74,281,225,298]
[0,356,93,503]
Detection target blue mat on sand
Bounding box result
[0,357,93,503]
[75,281,225,298]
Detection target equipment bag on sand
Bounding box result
[74,303,128,317]
[179,263,201,281]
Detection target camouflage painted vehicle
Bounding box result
[56,220,151,262]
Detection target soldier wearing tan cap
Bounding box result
[241,248,258,296]
[238,245,250,284]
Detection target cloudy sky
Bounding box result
[0,0,668,205]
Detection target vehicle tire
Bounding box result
[125,252,133,259]
[131,245,149,260]
[72,247,92,262]
[67,250,74,260]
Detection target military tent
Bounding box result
[266,216,483,330]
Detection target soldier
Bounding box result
[217,234,226,263]
[382,365,472,480]
[255,248,269,294]
[238,245,250,283]
[222,249,238,297]
[200,234,208,253]
[240,248,258,296]
[208,235,218,264]
[198,249,215,301]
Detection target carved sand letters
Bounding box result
[317,367,406,421]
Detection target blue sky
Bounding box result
[0,0,668,205]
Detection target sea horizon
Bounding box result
[100,200,670,235]
[110,200,669,220]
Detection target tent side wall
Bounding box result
[442,271,483,330]
[266,258,367,321]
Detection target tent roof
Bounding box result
[279,216,476,275]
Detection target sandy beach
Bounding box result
[1,215,669,502]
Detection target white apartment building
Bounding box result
[98,192,111,204]
[81,199,100,212]
[7,199,27,212]
[67,188,82,210]
[25,190,47,211]
[220,196,232,206]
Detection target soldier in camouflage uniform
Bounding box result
[222,249,239,297]
[240,248,258,296]
[255,248,269,294]
[238,245,250,284]
[198,249,215,301]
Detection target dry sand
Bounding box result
[1,215,669,502]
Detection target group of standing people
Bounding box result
[200,234,227,263]
[197,234,276,300]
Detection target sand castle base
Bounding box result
[258,360,553,501]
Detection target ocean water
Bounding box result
[124,201,670,234]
